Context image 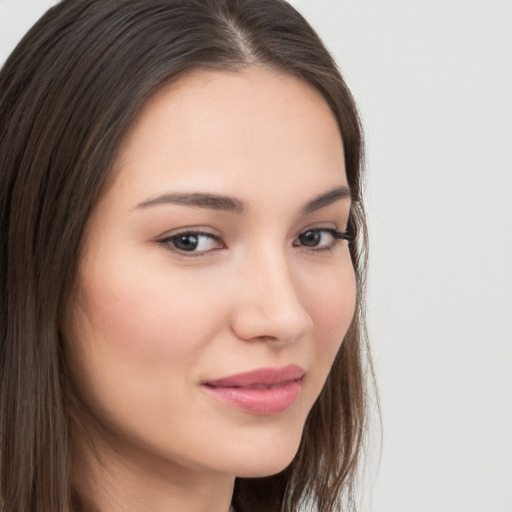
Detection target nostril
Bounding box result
[229,255,313,343]
[230,300,312,345]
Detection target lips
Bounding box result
[202,365,305,416]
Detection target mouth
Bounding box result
[201,365,305,416]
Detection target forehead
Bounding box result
[109,66,346,205]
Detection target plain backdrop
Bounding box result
[1,1,511,511]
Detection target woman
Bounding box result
[0,1,373,511]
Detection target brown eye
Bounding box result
[298,230,322,247]
[295,228,348,250]
[161,232,223,254]
[173,234,200,251]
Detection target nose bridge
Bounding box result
[231,244,312,344]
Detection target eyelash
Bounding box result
[158,228,349,256]
[293,228,349,251]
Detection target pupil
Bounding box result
[174,234,198,251]
[300,230,320,246]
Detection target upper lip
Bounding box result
[204,364,305,388]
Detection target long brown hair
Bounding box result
[0,1,374,510]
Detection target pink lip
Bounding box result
[202,365,305,416]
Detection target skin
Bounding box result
[64,66,356,512]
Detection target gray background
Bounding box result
[1,1,511,511]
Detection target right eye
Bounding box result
[159,231,224,255]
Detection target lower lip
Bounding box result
[202,380,302,416]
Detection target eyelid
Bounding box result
[293,226,350,251]
[155,223,349,257]
[295,222,347,238]
[157,227,225,256]
[156,225,220,240]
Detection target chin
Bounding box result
[226,431,303,479]
[235,462,293,479]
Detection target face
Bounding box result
[64,67,356,481]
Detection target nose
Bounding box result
[230,249,313,345]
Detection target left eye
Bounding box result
[161,232,223,254]
[294,228,347,250]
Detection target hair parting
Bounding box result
[0,1,377,511]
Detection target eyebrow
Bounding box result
[136,186,351,214]
[137,192,245,213]
[302,186,352,214]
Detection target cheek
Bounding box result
[65,257,230,438]
[308,254,356,326]
[64,254,230,433]
[76,257,224,364]
[304,256,357,358]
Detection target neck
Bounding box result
[72,426,235,512]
